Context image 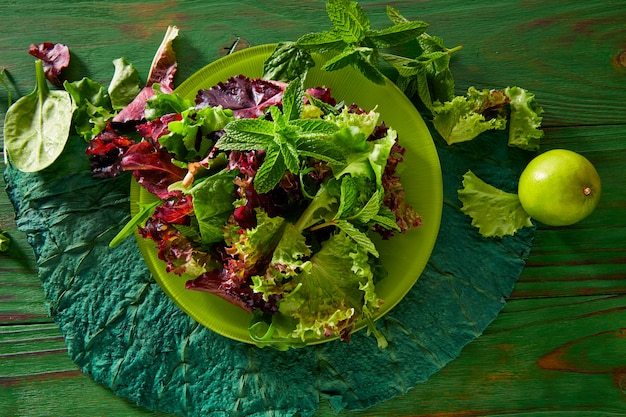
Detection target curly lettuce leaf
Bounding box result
[160,105,233,161]
[64,77,114,141]
[432,87,508,145]
[260,230,382,343]
[505,86,544,151]
[458,170,532,238]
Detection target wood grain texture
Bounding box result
[1,0,625,416]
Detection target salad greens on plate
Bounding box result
[2,0,545,348]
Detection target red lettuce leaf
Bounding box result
[28,42,70,87]
[120,141,186,199]
[85,123,135,178]
[195,75,286,119]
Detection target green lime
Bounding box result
[518,149,601,226]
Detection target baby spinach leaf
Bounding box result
[108,57,143,110]
[4,59,75,172]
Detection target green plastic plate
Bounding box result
[131,44,443,345]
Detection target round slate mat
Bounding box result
[4,126,534,417]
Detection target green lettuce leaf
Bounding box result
[505,86,544,151]
[189,169,238,245]
[64,77,114,141]
[264,230,382,343]
[160,105,233,161]
[432,87,508,145]
[108,57,143,110]
[458,170,532,238]
[144,85,194,120]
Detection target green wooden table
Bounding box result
[1,1,625,416]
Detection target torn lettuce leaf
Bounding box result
[432,87,508,145]
[254,230,382,344]
[505,86,544,151]
[458,170,533,238]
[433,86,545,150]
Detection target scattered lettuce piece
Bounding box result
[28,42,70,87]
[505,86,544,151]
[432,87,508,145]
[458,170,533,238]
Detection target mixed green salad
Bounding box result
[2,0,545,348]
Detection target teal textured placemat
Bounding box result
[4,126,534,417]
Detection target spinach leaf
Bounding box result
[108,57,142,110]
[4,60,75,172]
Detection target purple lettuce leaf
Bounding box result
[28,42,70,87]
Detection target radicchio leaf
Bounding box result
[28,42,70,87]
[195,75,286,118]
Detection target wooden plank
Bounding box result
[1,295,625,416]
[317,294,626,416]
[1,157,51,325]
[513,125,626,298]
[1,1,626,132]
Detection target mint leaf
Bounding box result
[216,80,350,193]
[281,77,304,121]
[322,46,387,86]
[371,209,401,232]
[326,0,370,43]
[335,175,359,219]
[262,42,317,82]
[254,143,287,194]
[350,189,383,224]
[458,170,533,238]
[367,20,429,48]
[266,2,428,86]
[295,32,344,51]
[217,118,275,150]
[383,6,460,109]
[335,220,379,257]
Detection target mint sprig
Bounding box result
[262,1,461,114]
[263,0,428,85]
[215,79,345,193]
